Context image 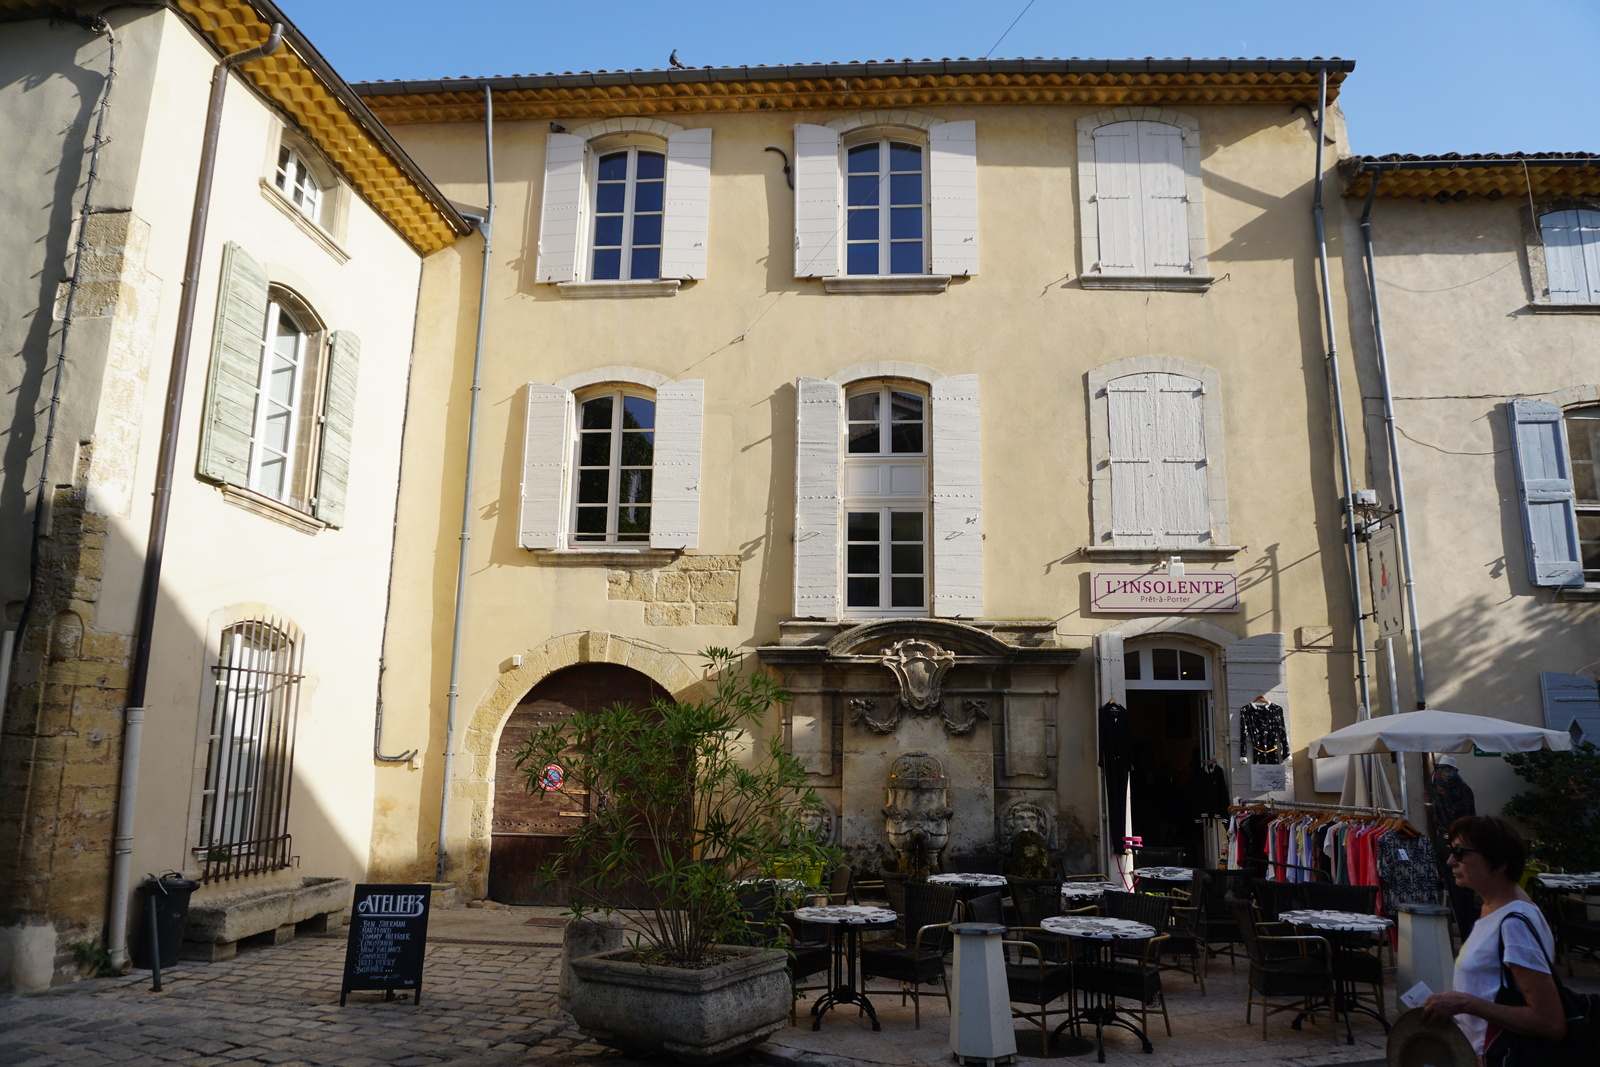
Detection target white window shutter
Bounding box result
[1583,211,1600,302]
[793,124,841,278]
[931,374,983,617]
[1540,671,1600,744]
[793,376,843,618]
[1153,373,1210,544]
[929,120,979,276]
[536,133,586,283]
[519,383,572,549]
[651,379,704,549]
[1508,398,1585,586]
[661,128,712,279]
[1093,123,1141,274]
[1541,209,1600,304]
[1138,122,1189,274]
[1106,374,1157,545]
[1094,630,1127,710]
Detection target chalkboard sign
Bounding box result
[340,883,432,1006]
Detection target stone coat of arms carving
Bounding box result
[882,639,956,715]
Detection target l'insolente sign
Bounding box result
[1090,570,1239,613]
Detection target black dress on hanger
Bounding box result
[1238,701,1288,765]
[1099,701,1133,853]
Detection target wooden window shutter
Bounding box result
[929,120,979,276]
[1138,122,1189,274]
[793,376,843,617]
[1106,374,1158,545]
[198,241,269,488]
[535,133,586,283]
[793,124,841,278]
[1153,373,1210,544]
[1094,630,1127,710]
[312,330,360,528]
[931,374,983,617]
[661,128,712,279]
[651,379,704,549]
[518,383,572,549]
[1508,398,1584,587]
[1540,671,1600,744]
[1540,209,1600,304]
[1092,123,1141,274]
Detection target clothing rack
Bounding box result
[1232,798,1405,818]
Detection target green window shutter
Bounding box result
[197,242,269,487]
[313,329,360,528]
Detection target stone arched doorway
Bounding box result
[488,663,672,904]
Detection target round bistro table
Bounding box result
[792,905,899,1031]
[1538,872,1600,890]
[1132,866,1193,894]
[1059,881,1123,907]
[1041,915,1158,1062]
[929,873,1008,915]
[1279,908,1395,1044]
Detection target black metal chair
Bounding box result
[1093,890,1172,1037]
[1227,892,1337,1041]
[858,881,958,1028]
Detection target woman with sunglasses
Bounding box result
[1418,814,1566,1060]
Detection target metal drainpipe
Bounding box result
[107,23,283,971]
[1359,173,1428,710]
[1311,70,1374,728]
[436,84,494,884]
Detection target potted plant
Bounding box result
[514,648,840,1064]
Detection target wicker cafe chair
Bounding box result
[1009,878,1075,964]
[1226,892,1337,1041]
[949,853,1006,875]
[1198,868,1253,972]
[1291,881,1388,1012]
[963,891,1005,926]
[1093,890,1173,1036]
[1002,936,1076,1050]
[1134,845,1185,868]
[859,881,959,1028]
[1556,894,1600,977]
[1149,881,1207,995]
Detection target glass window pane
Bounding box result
[848,424,880,454]
[593,214,624,247]
[890,392,922,420]
[889,511,922,541]
[888,142,921,171]
[847,208,879,241]
[633,180,664,213]
[1179,651,1206,681]
[597,153,628,181]
[847,174,880,207]
[847,544,879,574]
[635,151,665,180]
[890,577,924,607]
[257,456,285,499]
[577,469,610,503]
[621,431,654,466]
[1151,648,1180,681]
[847,511,880,542]
[848,392,880,421]
[846,576,880,607]
[596,183,625,214]
[579,432,612,466]
[622,396,655,429]
[581,396,614,430]
[890,207,922,240]
[847,142,879,174]
[1579,513,1600,576]
[889,173,922,206]
[631,213,662,247]
[630,247,660,280]
[847,243,879,276]
[889,241,923,275]
[618,469,652,505]
[269,359,296,404]
[592,248,621,279]
[264,408,290,452]
[890,544,922,574]
[574,507,607,534]
[890,423,922,454]
[1124,650,1141,681]
[1569,410,1600,504]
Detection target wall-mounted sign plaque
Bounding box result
[1090,570,1239,613]
[340,883,432,1006]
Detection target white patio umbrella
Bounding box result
[1309,709,1572,758]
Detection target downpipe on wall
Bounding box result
[437,84,495,885]
[107,22,283,972]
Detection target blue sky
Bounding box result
[281,0,1599,157]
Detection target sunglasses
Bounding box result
[1447,846,1482,862]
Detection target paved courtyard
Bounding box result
[4,904,1594,1067]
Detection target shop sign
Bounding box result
[1366,524,1405,639]
[1090,570,1239,613]
[341,883,432,1006]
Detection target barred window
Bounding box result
[198,617,303,881]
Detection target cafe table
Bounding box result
[1041,914,1157,1062]
[1132,866,1193,894]
[1059,880,1122,907]
[1279,908,1394,1044]
[928,872,1008,913]
[1537,872,1600,891]
[792,904,899,1031]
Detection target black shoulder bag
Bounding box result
[1483,909,1600,1066]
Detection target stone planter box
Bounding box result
[566,944,790,1064]
[182,876,351,961]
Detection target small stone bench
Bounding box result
[182,876,352,961]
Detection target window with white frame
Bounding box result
[793,371,983,619]
[518,374,704,551]
[1087,357,1228,551]
[535,121,712,287]
[1076,109,1209,290]
[1571,405,1600,583]
[792,116,978,284]
[572,388,656,543]
[249,298,310,503]
[274,144,323,222]
[1539,208,1600,304]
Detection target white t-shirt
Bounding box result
[1451,899,1556,1054]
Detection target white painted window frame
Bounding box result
[843,133,929,277]
[588,142,666,281]
[842,381,930,617]
[1524,200,1600,312]
[247,295,323,509]
[274,144,322,221]
[570,386,657,545]
[1076,107,1210,291]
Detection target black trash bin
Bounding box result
[132,874,199,970]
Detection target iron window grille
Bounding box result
[197,616,303,881]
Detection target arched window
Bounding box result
[843,382,929,614]
[250,296,311,502]
[591,145,665,280]
[844,136,927,276]
[571,388,656,543]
